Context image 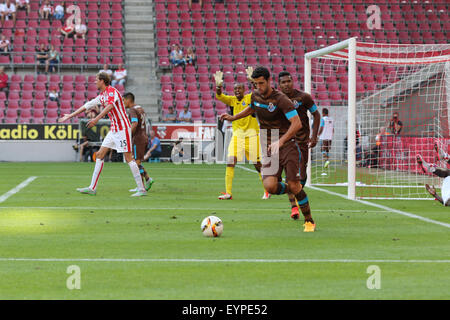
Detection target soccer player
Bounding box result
[58,72,147,197]
[318,108,334,168]
[123,92,154,192]
[220,67,316,232]
[214,70,268,200]
[278,71,321,220]
[416,151,450,206]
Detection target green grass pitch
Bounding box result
[0,162,449,299]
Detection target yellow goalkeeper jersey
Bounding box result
[216,93,259,138]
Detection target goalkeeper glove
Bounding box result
[245,66,254,81]
[214,70,223,87]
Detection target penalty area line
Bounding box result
[0,258,448,263]
[236,165,450,229]
[0,176,37,204]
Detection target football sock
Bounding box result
[138,164,150,181]
[129,160,145,192]
[295,189,314,223]
[225,166,234,195]
[89,158,104,191]
[275,182,287,195]
[288,194,297,208]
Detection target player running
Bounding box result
[58,72,147,197]
[278,71,321,220]
[214,70,268,200]
[318,108,334,168]
[220,67,316,232]
[123,92,154,192]
[417,142,450,206]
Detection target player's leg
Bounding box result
[131,143,154,192]
[287,144,308,220]
[416,154,450,177]
[219,135,239,199]
[123,151,147,196]
[247,134,269,199]
[77,145,110,194]
[323,140,331,168]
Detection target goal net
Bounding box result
[305,38,450,200]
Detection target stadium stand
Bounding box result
[0,0,125,124]
[156,0,449,122]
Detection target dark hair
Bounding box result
[251,66,270,80]
[322,108,329,115]
[278,71,291,81]
[123,92,135,102]
[96,72,111,86]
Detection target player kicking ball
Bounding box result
[416,142,450,206]
[123,92,154,192]
[58,72,147,197]
[214,69,269,200]
[220,67,316,232]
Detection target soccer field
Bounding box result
[0,162,449,299]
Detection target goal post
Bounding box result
[304,39,450,200]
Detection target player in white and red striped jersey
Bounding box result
[58,72,147,197]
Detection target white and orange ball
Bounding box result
[201,216,223,237]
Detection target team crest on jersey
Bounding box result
[242,101,246,106]
[293,100,299,108]
[109,92,114,97]
[268,102,276,112]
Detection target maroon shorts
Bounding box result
[297,142,309,182]
[261,139,300,182]
[133,141,147,161]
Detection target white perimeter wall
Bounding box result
[0,140,77,162]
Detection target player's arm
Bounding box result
[304,95,320,148]
[425,184,444,205]
[220,105,254,122]
[129,109,139,135]
[318,118,325,136]
[58,96,100,123]
[87,103,114,128]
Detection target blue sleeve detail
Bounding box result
[320,118,325,127]
[309,104,317,113]
[131,118,138,122]
[285,110,297,120]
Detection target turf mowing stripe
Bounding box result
[0,176,37,204]
[0,258,448,263]
[236,165,450,229]
[0,206,387,213]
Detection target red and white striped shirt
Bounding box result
[83,86,131,132]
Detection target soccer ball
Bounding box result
[201,216,223,237]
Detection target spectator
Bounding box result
[48,88,59,102]
[163,106,177,123]
[111,63,127,87]
[39,0,53,20]
[169,44,185,67]
[99,64,113,78]
[184,47,196,66]
[0,34,10,55]
[15,0,30,15]
[144,130,162,161]
[45,44,59,73]
[59,23,75,38]
[388,112,403,135]
[178,105,192,123]
[188,0,203,9]
[0,66,8,93]
[53,2,64,20]
[171,138,185,162]
[1,0,16,25]
[74,23,87,39]
[72,109,99,162]
[35,43,49,74]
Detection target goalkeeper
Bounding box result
[214,68,269,200]
[416,142,450,206]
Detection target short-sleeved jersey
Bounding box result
[286,89,318,144]
[83,86,131,133]
[250,88,298,145]
[128,105,148,145]
[319,116,334,140]
[216,92,259,138]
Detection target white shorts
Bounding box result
[441,176,450,205]
[101,129,132,153]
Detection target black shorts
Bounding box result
[261,139,300,182]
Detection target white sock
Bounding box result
[129,160,145,192]
[89,159,104,191]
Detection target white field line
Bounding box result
[0,206,387,213]
[0,177,37,203]
[0,258,448,263]
[236,165,450,229]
